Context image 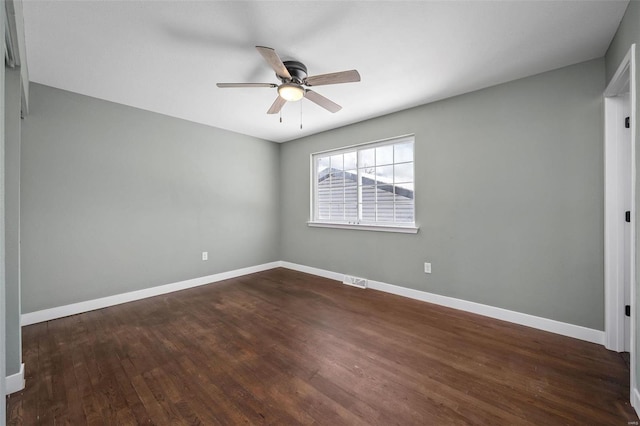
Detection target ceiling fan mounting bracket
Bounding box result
[282,60,308,83]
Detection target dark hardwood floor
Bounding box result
[6,268,638,424]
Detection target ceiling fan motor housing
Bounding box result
[283,60,308,83]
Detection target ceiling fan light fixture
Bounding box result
[278,83,304,102]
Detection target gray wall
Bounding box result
[5,67,21,378]
[605,1,639,84]
[280,58,605,330]
[21,84,281,313]
[604,0,640,392]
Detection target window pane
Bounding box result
[317,156,330,175]
[394,142,413,163]
[343,169,357,184]
[330,169,345,186]
[318,203,330,220]
[359,169,375,186]
[375,165,393,184]
[345,204,358,221]
[359,148,375,169]
[361,185,376,203]
[361,203,375,222]
[317,173,330,187]
[345,170,358,203]
[344,169,357,180]
[318,172,331,186]
[317,187,331,204]
[376,145,394,166]
[377,202,394,222]
[330,154,344,171]
[344,151,357,170]
[330,204,344,220]
[395,203,414,222]
[394,184,414,201]
[331,187,344,202]
[376,184,394,203]
[394,162,413,184]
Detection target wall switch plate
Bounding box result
[424,262,431,273]
[202,252,208,261]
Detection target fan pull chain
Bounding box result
[280,110,282,123]
[300,100,303,130]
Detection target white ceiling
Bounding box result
[22,0,628,143]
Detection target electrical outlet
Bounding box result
[202,252,208,261]
[424,262,431,274]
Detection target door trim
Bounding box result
[604,43,636,408]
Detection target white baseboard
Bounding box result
[5,363,25,395]
[21,262,281,326]
[21,260,605,346]
[280,261,605,345]
[633,387,640,418]
[279,261,343,281]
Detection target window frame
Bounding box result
[308,134,419,234]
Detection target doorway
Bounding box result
[604,43,636,404]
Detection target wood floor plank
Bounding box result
[6,268,639,425]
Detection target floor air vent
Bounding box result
[343,275,368,289]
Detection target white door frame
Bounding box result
[604,43,636,404]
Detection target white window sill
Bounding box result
[307,221,419,234]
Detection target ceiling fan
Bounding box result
[217,46,361,114]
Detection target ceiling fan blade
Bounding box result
[256,46,292,80]
[304,90,342,113]
[305,70,360,87]
[217,83,277,88]
[267,96,287,114]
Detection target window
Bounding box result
[310,135,417,233]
